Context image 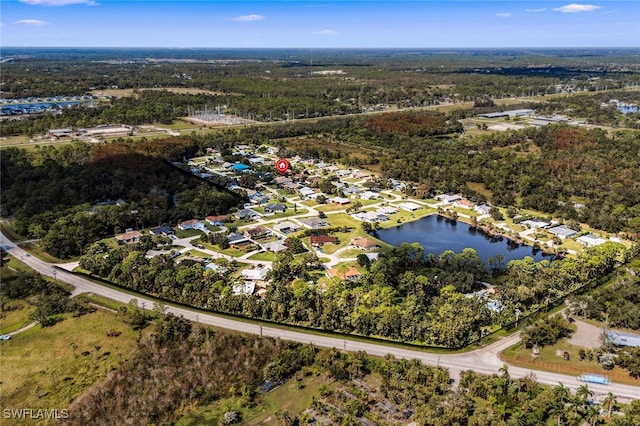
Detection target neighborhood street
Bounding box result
[2,230,639,403]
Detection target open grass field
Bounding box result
[501,339,640,386]
[0,299,35,334]
[0,309,140,416]
[90,87,232,98]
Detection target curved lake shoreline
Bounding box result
[374,214,556,266]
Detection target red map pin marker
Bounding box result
[275,158,290,175]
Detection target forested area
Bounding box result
[77,231,629,348]
[261,115,640,235]
[65,311,640,425]
[0,142,242,258]
[2,48,639,136]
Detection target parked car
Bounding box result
[0,335,11,340]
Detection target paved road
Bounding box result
[2,231,639,403]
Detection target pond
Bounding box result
[374,214,555,266]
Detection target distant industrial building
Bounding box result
[477,109,535,119]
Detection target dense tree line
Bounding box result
[566,258,640,331]
[0,142,242,258]
[78,235,630,349]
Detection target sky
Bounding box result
[1,0,639,48]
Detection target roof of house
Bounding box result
[246,226,270,236]
[240,266,271,281]
[232,163,250,171]
[264,203,287,211]
[115,230,142,241]
[179,219,202,227]
[548,225,578,238]
[261,240,288,252]
[273,221,299,231]
[150,225,174,235]
[327,267,361,281]
[310,235,336,244]
[205,215,227,223]
[350,237,379,249]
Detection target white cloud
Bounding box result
[15,19,49,25]
[496,13,512,18]
[313,29,337,35]
[553,4,600,13]
[525,8,546,13]
[228,14,264,22]
[20,0,97,5]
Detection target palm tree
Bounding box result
[553,383,571,405]
[585,404,602,426]
[577,384,594,404]
[602,392,617,418]
[549,400,566,426]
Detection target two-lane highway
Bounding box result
[2,231,639,402]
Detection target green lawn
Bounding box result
[0,310,141,414]
[248,251,277,262]
[501,339,640,386]
[0,299,35,334]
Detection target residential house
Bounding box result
[398,202,421,211]
[577,234,606,247]
[352,211,388,223]
[274,176,293,186]
[227,233,254,249]
[240,266,271,286]
[343,186,362,196]
[310,235,337,247]
[300,217,329,229]
[361,191,381,201]
[350,237,380,251]
[547,225,577,240]
[244,226,271,239]
[521,220,550,229]
[232,282,256,296]
[335,169,351,177]
[261,240,288,253]
[331,181,346,190]
[149,224,175,236]
[454,199,476,209]
[299,187,316,199]
[283,182,301,192]
[273,221,300,234]
[205,215,227,226]
[264,203,287,214]
[326,267,361,282]
[115,230,142,244]
[329,197,351,206]
[235,208,261,220]
[435,193,463,204]
[178,219,206,231]
[475,204,491,215]
[251,195,271,205]
[231,163,251,172]
[377,206,398,215]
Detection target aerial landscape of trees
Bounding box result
[1,47,639,423]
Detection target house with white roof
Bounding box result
[398,202,421,211]
[577,234,606,247]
